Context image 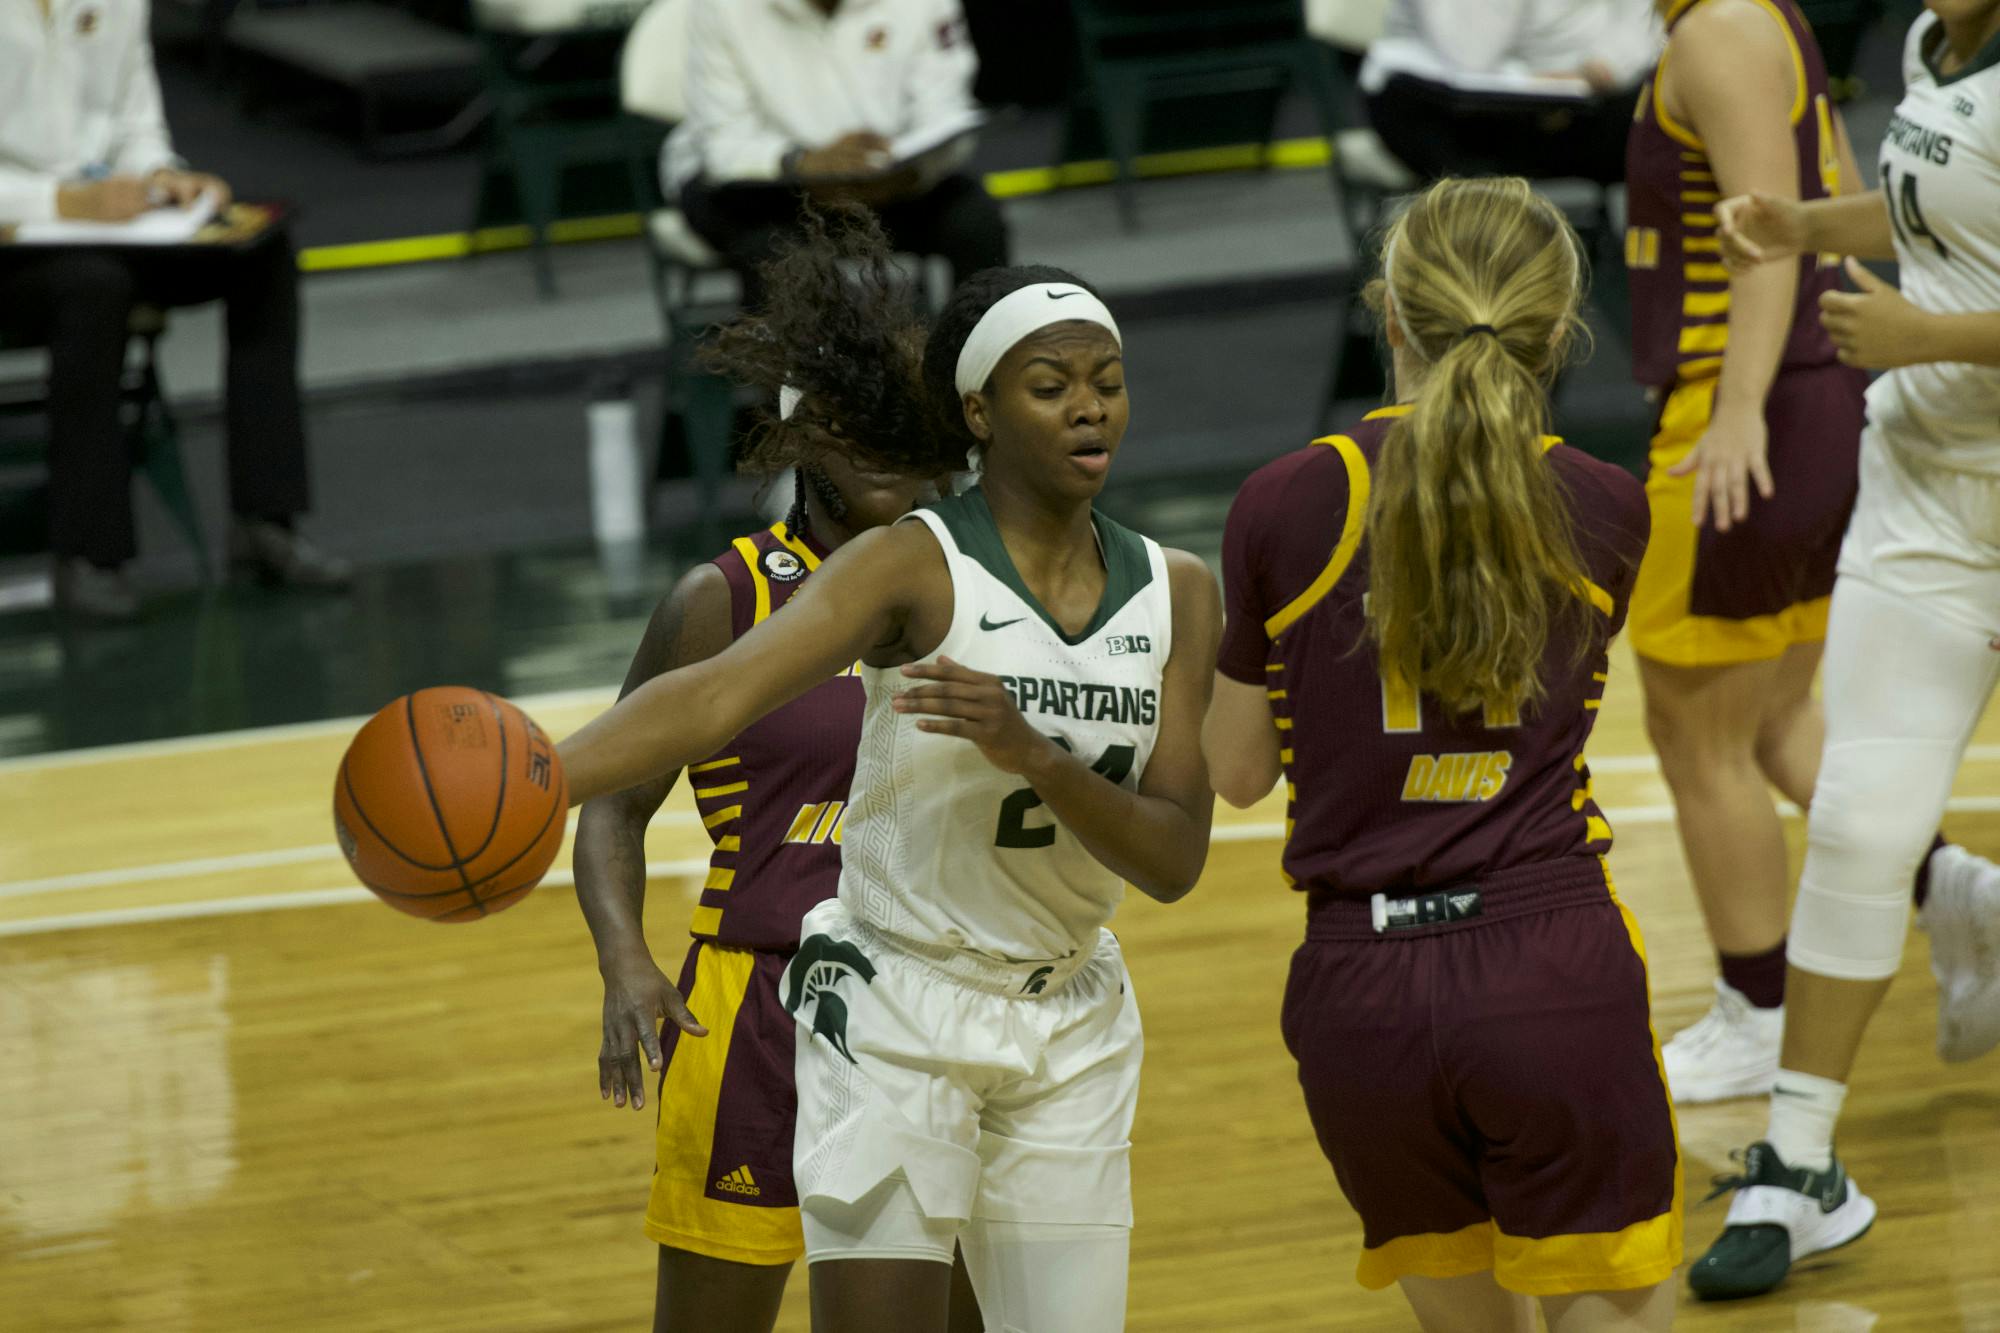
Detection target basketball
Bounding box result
[333,687,568,922]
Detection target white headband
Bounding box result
[953,283,1121,396]
[778,384,803,420]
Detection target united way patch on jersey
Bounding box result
[760,547,807,583]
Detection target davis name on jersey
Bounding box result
[1870,12,2000,472]
[839,488,1174,962]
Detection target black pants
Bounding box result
[1367,74,1643,186]
[0,226,311,567]
[680,172,1010,311]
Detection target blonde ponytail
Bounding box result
[1365,177,1592,716]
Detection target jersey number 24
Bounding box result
[995,739,1136,848]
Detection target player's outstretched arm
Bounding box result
[574,565,733,1109]
[1726,106,1894,267]
[1718,190,1896,268]
[895,550,1222,901]
[559,522,947,806]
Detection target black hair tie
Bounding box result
[1457,323,1500,342]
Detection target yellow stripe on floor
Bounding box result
[295,134,1342,274]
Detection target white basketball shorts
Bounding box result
[1840,425,2000,632]
[780,896,1142,1259]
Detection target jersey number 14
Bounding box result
[1882,162,1950,261]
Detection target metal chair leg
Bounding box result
[133,338,211,582]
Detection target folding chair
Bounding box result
[1067,0,1352,232]
[620,0,741,551]
[472,0,650,296]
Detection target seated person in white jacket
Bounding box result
[664,0,1007,310]
[0,0,348,620]
[1359,0,1662,185]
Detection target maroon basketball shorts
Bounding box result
[646,940,803,1264]
[1631,362,1866,667]
[1281,861,1683,1295]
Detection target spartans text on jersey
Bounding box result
[998,676,1159,725]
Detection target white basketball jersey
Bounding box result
[1869,13,2000,473]
[839,489,1174,962]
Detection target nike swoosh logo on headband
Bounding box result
[1046,291,1082,300]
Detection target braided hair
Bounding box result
[699,204,934,529]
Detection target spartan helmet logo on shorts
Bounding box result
[784,935,878,1064]
[1021,966,1055,995]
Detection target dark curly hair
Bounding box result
[697,204,934,488]
[921,264,1103,463]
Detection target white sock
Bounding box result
[1766,1068,1847,1172]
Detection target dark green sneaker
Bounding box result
[1688,1140,1877,1300]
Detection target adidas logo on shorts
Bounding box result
[714,1166,762,1197]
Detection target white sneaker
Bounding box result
[1663,980,1784,1103]
[1919,843,2000,1063]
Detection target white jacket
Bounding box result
[0,0,180,223]
[663,0,977,193]
[1361,0,1662,97]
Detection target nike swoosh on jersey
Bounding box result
[979,614,1025,631]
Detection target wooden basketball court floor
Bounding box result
[3,638,1997,1331]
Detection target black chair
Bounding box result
[0,306,210,577]
[223,0,485,157]
[472,0,650,296]
[620,0,744,553]
[1066,0,1352,231]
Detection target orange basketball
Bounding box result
[333,687,568,922]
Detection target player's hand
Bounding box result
[894,655,1051,776]
[1670,399,1772,532]
[149,168,233,210]
[1819,256,1929,370]
[1716,191,1808,271]
[54,176,151,222]
[794,132,893,180]
[597,949,706,1110]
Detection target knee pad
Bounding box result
[959,1218,1129,1333]
[1790,737,1958,981]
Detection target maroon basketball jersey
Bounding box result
[684,522,860,952]
[1625,0,1847,388]
[1217,406,1651,897]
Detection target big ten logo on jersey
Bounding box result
[1402,751,1514,803]
[784,800,846,846]
[998,675,1157,725]
[1105,634,1151,656]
